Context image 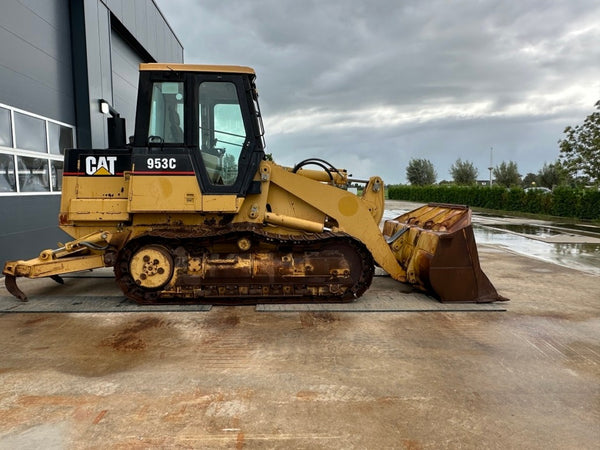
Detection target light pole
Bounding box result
[487,147,493,187]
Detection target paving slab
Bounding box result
[0,296,212,313]
[256,276,506,312]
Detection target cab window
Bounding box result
[148,82,184,144]
[199,81,247,185]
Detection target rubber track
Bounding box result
[114,224,374,305]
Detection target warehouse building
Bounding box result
[0,0,183,262]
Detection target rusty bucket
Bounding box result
[383,203,508,303]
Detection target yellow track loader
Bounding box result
[3,64,507,304]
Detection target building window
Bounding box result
[51,160,64,191]
[0,103,75,195]
[14,112,46,153]
[0,153,16,192]
[0,107,12,147]
[48,122,74,155]
[18,156,49,192]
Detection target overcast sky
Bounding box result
[155,0,600,184]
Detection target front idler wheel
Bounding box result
[129,245,173,290]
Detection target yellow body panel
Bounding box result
[76,177,129,199]
[68,198,130,221]
[261,184,328,224]
[128,175,202,212]
[202,194,240,213]
[127,175,241,213]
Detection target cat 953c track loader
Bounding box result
[3,64,507,304]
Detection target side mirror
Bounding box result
[99,99,127,148]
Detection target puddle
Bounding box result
[487,224,562,238]
[552,223,600,238]
[473,225,600,276]
[489,223,600,240]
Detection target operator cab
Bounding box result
[133,63,265,195]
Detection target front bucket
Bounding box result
[383,203,508,303]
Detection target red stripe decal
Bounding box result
[63,172,196,176]
[62,172,125,176]
[132,171,196,175]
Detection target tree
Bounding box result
[493,161,521,188]
[537,161,568,189]
[449,158,478,185]
[522,172,538,188]
[406,158,437,185]
[559,100,600,185]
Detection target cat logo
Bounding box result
[85,156,118,176]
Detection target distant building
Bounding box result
[0,0,183,262]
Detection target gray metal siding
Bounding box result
[0,0,75,124]
[0,196,70,263]
[110,30,143,139]
[81,0,113,148]
[105,0,184,63]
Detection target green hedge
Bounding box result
[386,185,600,220]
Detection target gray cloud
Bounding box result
[156,0,600,183]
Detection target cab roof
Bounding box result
[139,63,255,75]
